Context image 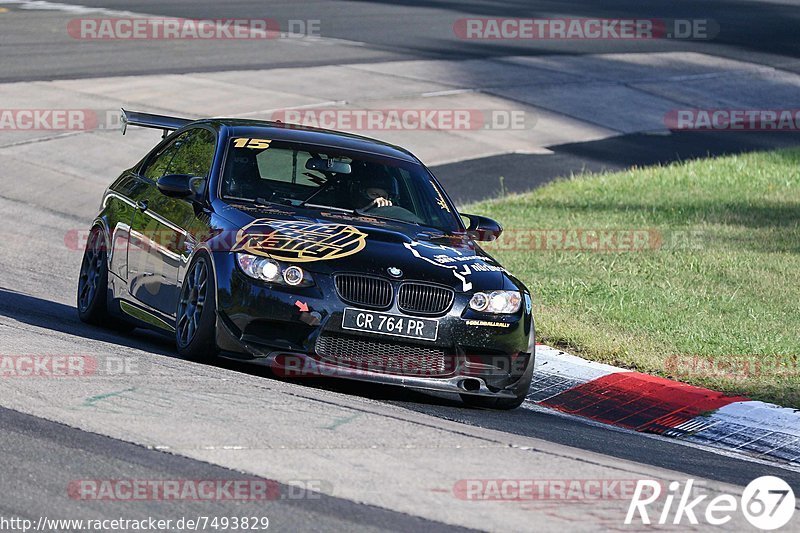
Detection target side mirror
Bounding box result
[157,174,204,200]
[462,213,503,242]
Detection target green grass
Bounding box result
[467,149,800,407]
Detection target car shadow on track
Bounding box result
[0,287,178,358]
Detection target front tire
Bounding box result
[460,392,527,410]
[176,253,218,361]
[460,366,534,410]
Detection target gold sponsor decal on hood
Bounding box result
[233,218,367,262]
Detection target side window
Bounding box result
[142,132,188,181]
[168,129,216,178]
[141,129,216,181]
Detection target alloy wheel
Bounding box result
[177,259,208,346]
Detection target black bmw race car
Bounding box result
[77,110,535,409]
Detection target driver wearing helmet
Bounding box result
[351,164,397,210]
[363,184,393,209]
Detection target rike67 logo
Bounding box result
[626,476,795,530]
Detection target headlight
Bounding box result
[469,290,522,314]
[236,253,314,287]
[283,265,304,286]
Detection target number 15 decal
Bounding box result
[233,138,272,149]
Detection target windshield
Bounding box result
[220,137,463,232]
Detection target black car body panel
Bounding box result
[86,112,535,407]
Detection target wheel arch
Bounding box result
[90,216,111,251]
[180,245,222,322]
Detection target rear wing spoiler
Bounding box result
[120,109,194,138]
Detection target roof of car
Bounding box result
[193,119,420,163]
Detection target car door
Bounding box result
[147,127,216,316]
[127,128,215,315]
[105,172,146,282]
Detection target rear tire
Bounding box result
[77,227,107,324]
[176,253,218,362]
[77,227,133,332]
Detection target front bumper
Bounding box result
[227,350,527,398]
[213,253,535,397]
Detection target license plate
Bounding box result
[342,308,439,341]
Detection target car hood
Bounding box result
[218,205,518,293]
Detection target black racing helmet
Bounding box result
[349,162,398,205]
